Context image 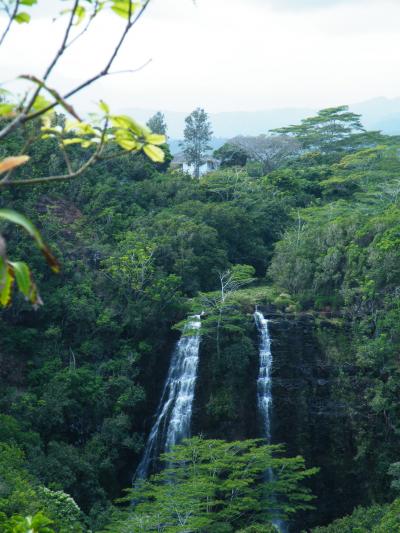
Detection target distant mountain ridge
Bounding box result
[121,97,400,153]
[168,137,227,156]
[120,106,315,139]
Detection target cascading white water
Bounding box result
[254,310,287,533]
[254,310,273,441]
[135,315,201,480]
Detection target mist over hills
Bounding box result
[122,97,400,154]
[121,106,314,139]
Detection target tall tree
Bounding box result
[147,111,167,135]
[181,107,213,178]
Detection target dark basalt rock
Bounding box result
[193,310,366,531]
[192,315,259,441]
[265,315,360,530]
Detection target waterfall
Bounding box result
[254,310,273,441]
[254,310,287,533]
[135,315,201,480]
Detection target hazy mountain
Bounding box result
[351,97,400,132]
[121,97,400,154]
[168,137,227,155]
[120,106,314,139]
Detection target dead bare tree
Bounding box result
[201,267,255,357]
[230,134,300,173]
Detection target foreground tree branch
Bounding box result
[0,0,20,47]
[0,0,151,139]
[0,0,168,307]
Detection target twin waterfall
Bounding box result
[135,315,201,479]
[136,310,283,528]
[136,311,275,474]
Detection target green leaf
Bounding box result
[9,261,31,297]
[14,12,31,23]
[99,100,110,114]
[80,140,93,148]
[74,122,97,136]
[143,144,165,163]
[32,94,53,113]
[115,137,138,151]
[9,261,42,306]
[145,133,166,146]
[111,1,139,19]
[110,115,132,129]
[0,259,14,307]
[20,0,38,5]
[0,103,15,116]
[62,138,86,146]
[8,512,55,533]
[74,5,86,24]
[40,126,62,135]
[0,209,60,273]
[110,115,150,137]
[114,129,140,151]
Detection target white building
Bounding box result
[172,152,220,177]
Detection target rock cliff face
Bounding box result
[192,314,259,441]
[192,310,369,530]
[266,313,362,530]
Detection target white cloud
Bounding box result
[0,0,399,114]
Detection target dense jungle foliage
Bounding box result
[2,106,400,532]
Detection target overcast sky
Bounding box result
[0,0,399,114]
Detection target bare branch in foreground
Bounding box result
[0,0,151,140]
[0,0,20,47]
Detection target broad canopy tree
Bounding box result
[271,105,365,153]
[213,142,248,168]
[112,437,317,532]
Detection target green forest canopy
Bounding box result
[2,104,400,531]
